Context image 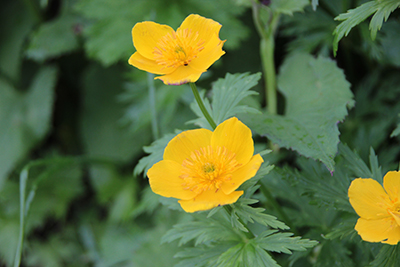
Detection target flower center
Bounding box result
[153,28,205,69]
[180,146,242,194]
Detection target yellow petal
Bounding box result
[163,128,212,164]
[355,217,400,245]
[190,35,225,72]
[348,178,392,219]
[178,189,243,213]
[132,21,174,60]
[383,171,400,202]
[221,154,264,195]
[147,160,197,200]
[155,65,203,85]
[178,14,222,47]
[211,117,254,165]
[128,52,175,75]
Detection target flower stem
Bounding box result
[148,73,159,140]
[251,1,279,115]
[190,83,217,130]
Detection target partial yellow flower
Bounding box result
[128,14,225,85]
[147,117,263,213]
[348,171,400,245]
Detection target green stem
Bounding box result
[261,37,276,115]
[148,73,159,140]
[190,83,217,130]
[251,1,279,115]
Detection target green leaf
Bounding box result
[370,244,400,267]
[312,0,319,10]
[255,230,318,254]
[161,215,240,246]
[333,0,400,54]
[26,14,80,61]
[231,198,289,230]
[133,132,177,177]
[380,19,400,67]
[244,53,354,172]
[0,66,57,189]
[190,73,261,129]
[270,0,309,15]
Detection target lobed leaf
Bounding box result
[270,0,309,15]
[244,53,354,172]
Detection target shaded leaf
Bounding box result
[244,53,354,172]
[0,66,57,189]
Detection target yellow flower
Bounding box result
[147,117,264,213]
[348,171,400,245]
[128,14,225,85]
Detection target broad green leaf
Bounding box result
[0,219,19,266]
[270,0,309,15]
[244,53,354,172]
[0,66,57,189]
[0,0,35,81]
[26,14,80,61]
[190,72,261,129]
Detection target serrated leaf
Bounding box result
[255,231,318,254]
[231,198,289,230]
[190,73,261,129]
[333,0,400,54]
[244,53,354,172]
[161,217,240,246]
[270,0,309,15]
[0,66,57,189]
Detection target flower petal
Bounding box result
[179,14,222,47]
[147,160,197,200]
[128,52,175,75]
[190,35,225,72]
[155,65,203,85]
[221,154,264,195]
[132,21,174,60]
[163,128,212,164]
[178,189,243,213]
[211,117,254,165]
[383,171,400,202]
[355,217,400,245]
[348,178,392,220]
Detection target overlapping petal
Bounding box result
[178,14,222,47]
[147,160,197,200]
[132,21,174,60]
[190,35,225,72]
[163,128,212,164]
[128,52,174,75]
[220,154,264,195]
[178,189,243,213]
[348,178,392,219]
[155,65,203,85]
[211,117,254,165]
[383,171,400,202]
[355,217,400,245]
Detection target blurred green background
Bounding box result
[1,0,400,266]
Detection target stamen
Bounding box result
[153,28,205,70]
[180,146,242,194]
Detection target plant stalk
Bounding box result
[190,83,217,130]
[148,73,159,140]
